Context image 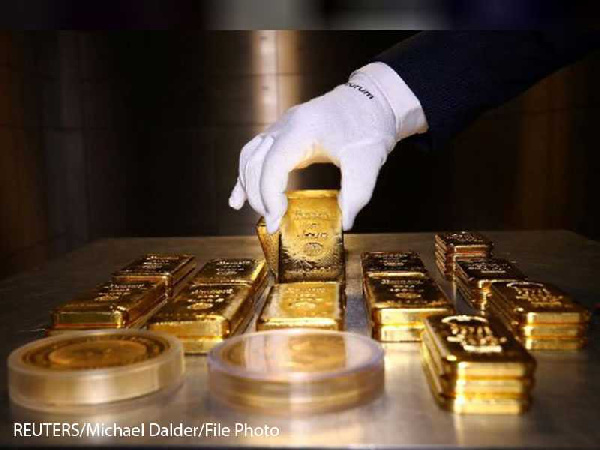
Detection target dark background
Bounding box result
[1,31,599,280]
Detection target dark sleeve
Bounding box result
[375,31,600,150]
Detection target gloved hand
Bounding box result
[229,62,428,233]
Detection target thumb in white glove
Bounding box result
[229,62,428,233]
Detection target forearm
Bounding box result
[376,31,600,149]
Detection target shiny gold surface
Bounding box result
[257,282,344,331]
[50,281,167,332]
[113,254,196,296]
[148,284,257,339]
[364,276,453,325]
[279,190,344,283]
[8,330,185,412]
[422,349,531,414]
[455,258,526,309]
[207,330,385,414]
[435,231,493,253]
[373,324,424,342]
[423,315,536,379]
[421,341,533,396]
[491,281,590,325]
[191,258,267,288]
[256,217,280,278]
[361,251,428,278]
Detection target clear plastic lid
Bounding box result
[207,329,385,414]
[8,329,185,413]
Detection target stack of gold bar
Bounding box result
[455,258,526,311]
[49,280,168,335]
[488,281,590,350]
[435,232,493,280]
[421,314,536,414]
[255,190,347,332]
[257,282,345,331]
[113,254,196,297]
[362,252,454,342]
[148,258,268,354]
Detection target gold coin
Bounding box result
[22,333,169,370]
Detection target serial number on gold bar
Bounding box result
[51,281,166,329]
[364,277,453,325]
[257,282,344,331]
[279,190,344,283]
[456,258,525,289]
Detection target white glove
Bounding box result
[229,62,428,233]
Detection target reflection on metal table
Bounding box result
[1,230,599,448]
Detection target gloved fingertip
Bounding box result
[228,183,246,210]
[265,215,282,234]
[342,213,355,232]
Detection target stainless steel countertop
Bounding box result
[2,230,599,448]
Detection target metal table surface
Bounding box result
[1,230,600,448]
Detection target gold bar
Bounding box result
[435,231,493,254]
[279,190,345,283]
[50,281,167,333]
[423,314,536,380]
[455,258,526,309]
[490,281,590,325]
[257,282,344,331]
[256,217,280,278]
[148,283,260,354]
[421,340,533,397]
[361,251,428,278]
[364,276,453,325]
[421,345,531,414]
[113,254,196,297]
[191,258,267,289]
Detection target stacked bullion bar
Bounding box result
[455,258,526,311]
[256,190,346,331]
[435,232,493,280]
[421,314,536,414]
[49,281,168,335]
[149,258,268,354]
[489,281,590,350]
[113,254,196,297]
[48,253,197,335]
[362,252,454,342]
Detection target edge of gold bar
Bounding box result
[373,324,424,342]
[423,314,536,379]
[148,283,258,341]
[51,281,167,331]
[421,341,533,396]
[256,217,280,278]
[421,351,531,414]
[364,277,453,325]
[278,190,345,283]
[257,282,344,331]
[191,258,267,288]
[113,254,196,296]
[361,251,428,278]
[490,281,590,325]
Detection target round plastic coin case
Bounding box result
[8,329,185,413]
[207,329,385,414]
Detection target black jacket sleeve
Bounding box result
[375,31,600,150]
